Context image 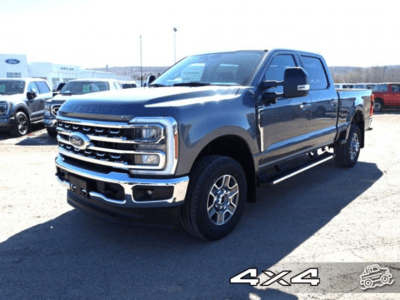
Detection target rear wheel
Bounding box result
[181,155,247,240]
[334,123,361,168]
[373,99,383,112]
[12,111,30,137]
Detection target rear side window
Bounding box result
[301,56,328,90]
[373,84,388,92]
[264,54,297,93]
[391,85,400,92]
[35,81,50,94]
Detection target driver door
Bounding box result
[258,52,314,166]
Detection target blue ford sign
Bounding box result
[5,59,20,64]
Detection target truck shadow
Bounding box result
[0,161,383,299]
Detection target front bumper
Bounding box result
[0,117,14,129]
[44,117,57,128]
[55,155,189,209]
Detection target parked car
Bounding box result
[120,81,137,89]
[52,82,66,97]
[372,83,400,112]
[54,49,373,240]
[0,78,52,136]
[44,78,122,137]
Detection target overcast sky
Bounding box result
[0,0,397,68]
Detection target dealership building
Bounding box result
[0,54,128,90]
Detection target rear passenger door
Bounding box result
[389,84,400,105]
[299,55,338,147]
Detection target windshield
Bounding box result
[60,81,109,95]
[152,51,263,87]
[0,80,25,95]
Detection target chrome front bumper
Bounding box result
[44,118,57,128]
[55,155,189,208]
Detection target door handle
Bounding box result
[330,99,338,106]
[300,102,312,109]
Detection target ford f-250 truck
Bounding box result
[54,49,373,240]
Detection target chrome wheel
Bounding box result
[17,114,28,135]
[207,174,239,226]
[349,132,360,160]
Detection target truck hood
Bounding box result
[58,86,241,121]
[0,93,25,102]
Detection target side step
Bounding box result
[257,152,334,187]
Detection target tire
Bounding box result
[12,111,30,137]
[334,123,361,168]
[47,127,57,138]
[373,99,383,112]
[180,155,247,240]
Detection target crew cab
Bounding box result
[372,83,400,112]
[54,49,373,240]
[0,78,52,136]
[44,78,122,137]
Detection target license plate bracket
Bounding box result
[69,174,88,196]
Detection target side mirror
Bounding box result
[283,67,309,98]
[147,75,156,86]
[27,91,37,100]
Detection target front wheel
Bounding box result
[46,127,57,138]
[12,111,30,137]
[373,99,383,112]
[334,123,361,168]
[181,155,247,240]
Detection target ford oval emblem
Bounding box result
[5,59,20,64]
[69,132,90,150]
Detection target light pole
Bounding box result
[173,28,177,63]
[140,35,143,87]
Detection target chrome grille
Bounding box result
[56,118,166,170]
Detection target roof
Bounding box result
[70,78,120,82]
[0,77,48,82]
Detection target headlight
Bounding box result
[128,117,178,175]
[44,104,51,117]
[0,102,12,116]
[133,125,164,143]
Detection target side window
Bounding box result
[27,82,39,93]
[301,56,328,90]
[391,85,400,92]
[35,81,50,94]
[264,54,297,93]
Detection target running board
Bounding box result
[257,152,334,187]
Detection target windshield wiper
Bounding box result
[173,82,210,87]
[61,92,74,95]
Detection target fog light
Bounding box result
[135,154,160,165]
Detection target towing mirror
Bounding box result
[283,67,309,98]
[147,75,156,86]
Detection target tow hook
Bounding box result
[81,189,90,198]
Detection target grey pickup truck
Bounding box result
[54,49,373,240]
